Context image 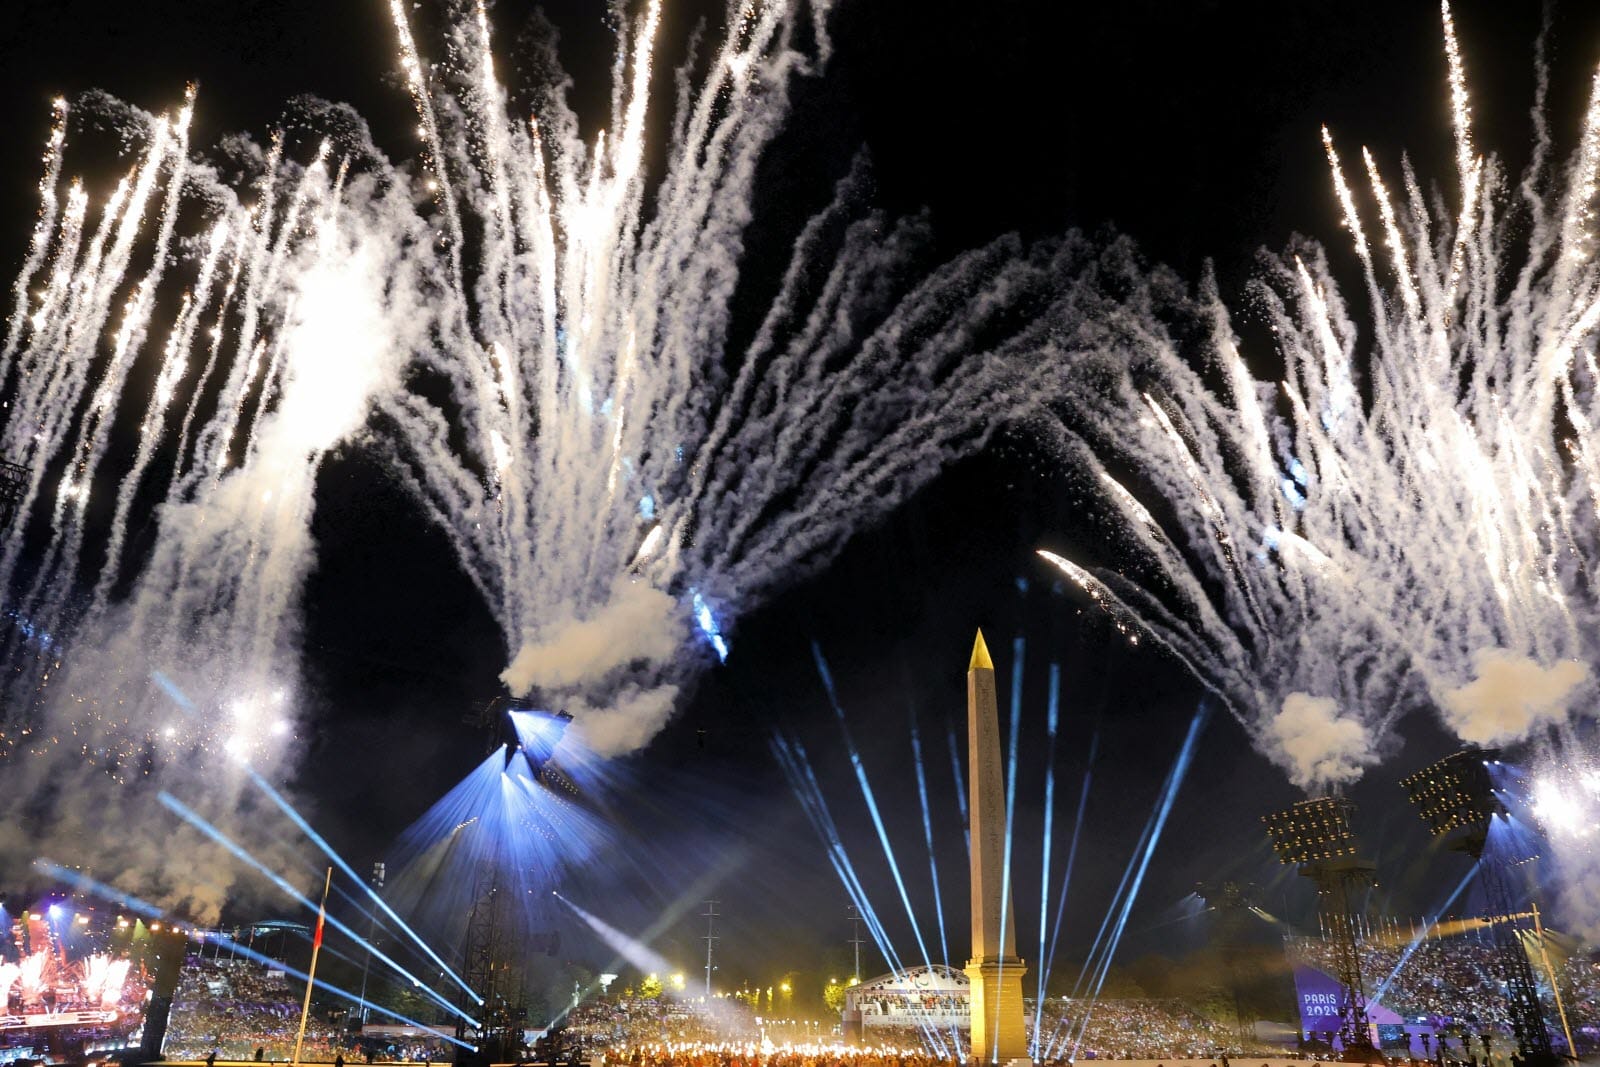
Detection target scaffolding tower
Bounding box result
[1264,797,1381,1062]
[1197,880,1262,1047]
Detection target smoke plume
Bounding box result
[1267,693,1378,791]
[1437,649,1589,747]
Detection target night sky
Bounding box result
[4,0,1600,995]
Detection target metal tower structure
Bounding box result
[1401,749,1557,1066]
[457,864,513,1056]
[355,861,386,1032]
[1263,797,1381,1062]
[848,903,865,983]
[702,900,719,997]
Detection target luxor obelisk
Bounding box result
[965,630,1029,1064]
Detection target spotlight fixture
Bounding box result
[1263,796,1361,866]
[1400,748,1504,840]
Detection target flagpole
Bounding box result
[292,868,334,1067]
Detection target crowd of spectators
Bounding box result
[150,934,1600,1066]
[565,995,758,1049]
[1032,998,1253,1060]
[603,1043,949,1067]
[858,997,1276,1061]
[576,998,1260,1062]
[161,956,350,1062]
[1288,935,1600,1054]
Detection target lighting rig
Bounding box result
[1400,749,1558,1066]
[1263,797,1381,1062]
[456,696,572,1065]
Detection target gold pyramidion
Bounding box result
[969,629,994,671]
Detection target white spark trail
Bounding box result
[1043,4,1600,794]
[378,0,1094,754]
[0,0,1102,910]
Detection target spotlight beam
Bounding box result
[777,734,950,1057]
[947,722,970,856]
[244,767,481,1004]
[1030,660,1061,1059]
[31,861,473,1051]
[1069,776,1160,1000]
[772,733,951,1058]
[1064,704,1207,1061]
[1036,733,1097,1061]
[157,792,476,1027]
[1042,731,1097,999]
[1368,862,1477,1006]
[909,708,951,966]
[811,643,939,974]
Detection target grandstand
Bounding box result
[1287,930,1600,1058]
[563,993,756,1049]
[162,955,349,1062]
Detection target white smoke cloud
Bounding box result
[561,686,682,758]
[1267,692,1378,790]
[498,575,683,755]
[1437,648,1589,746]
[500,578,680,695]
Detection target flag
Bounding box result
[313,907,325,950]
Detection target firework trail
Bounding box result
[0,0,1103,912]
[1040,2,1600,793]
[375,0,1096,755]
[0,82,428,914]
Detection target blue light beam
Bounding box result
[909,710,951,966]
[31,861,473,1051]
[245,768,481,1004]
[947,721,970,856]
[1368,862,1477,1007]
[811,643,939,973]
[156,793,476,1027]
[771,733,951,1059]
[1066,704,1208,1060]
[1030,661,1061,1059]
[1042,732,1098,999]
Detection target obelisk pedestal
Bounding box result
[964,630,1030,1065]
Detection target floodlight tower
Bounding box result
[1401,749,1556,1066]
[1263,797,1380,1062]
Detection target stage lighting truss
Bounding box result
[466,695,574,776]
[1400,748,1503,838]
[1262,797,1361,865]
